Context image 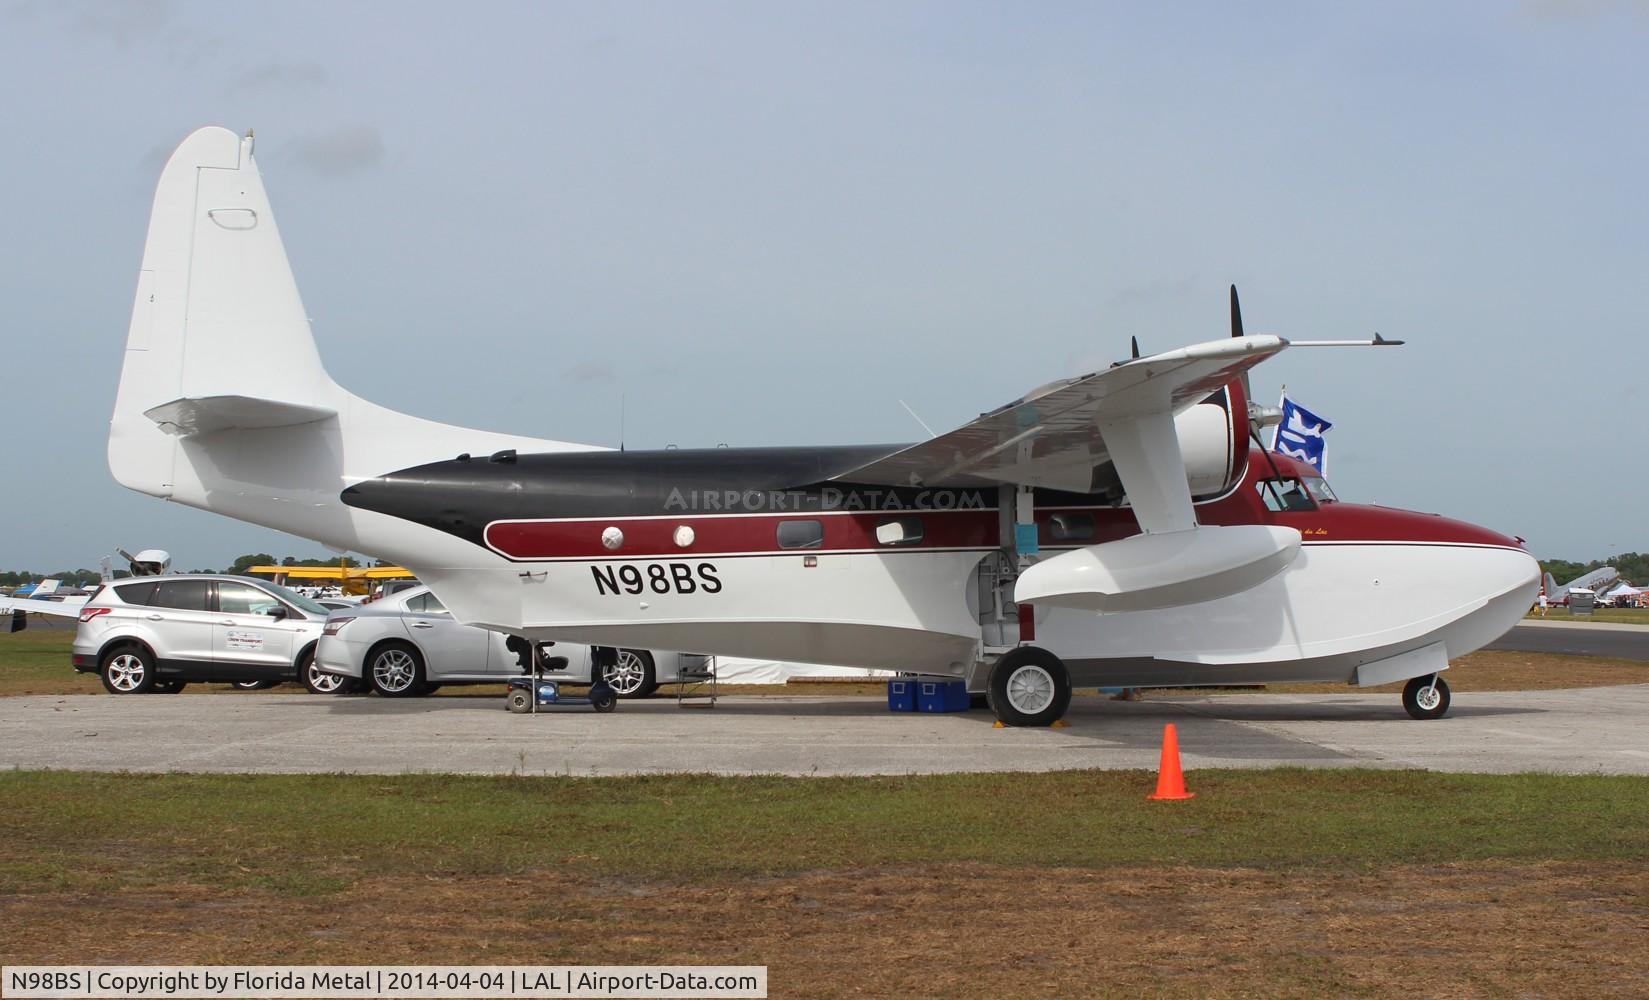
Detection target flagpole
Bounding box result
[1270,385,1287,451]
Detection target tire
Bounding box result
[231,679,280,691]
[987,646,1072,727]
[153,680,187,694]
[1402,675,1451,720]
[591,689,617,713]
[302,649,347,695]
[507,688,532,713]
[100,646,156,695]
[367,642,425,697]
[603,649,657,698]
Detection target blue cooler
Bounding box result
[917,679,970,713]
[887,679,917,712]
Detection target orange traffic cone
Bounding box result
[1147,723,1195,800]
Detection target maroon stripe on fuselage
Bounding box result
[485,510,1002,561]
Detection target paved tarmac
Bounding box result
[3,684,1646,777]
[1489,621,1649,661]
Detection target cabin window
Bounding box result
[151,579,210,612]
[114,581,158,606]
[1256,478,1317,513]
[776,519,824,549]
[875,516,924,546]
[1304,477,1338,504]
[1047,512,1095,542]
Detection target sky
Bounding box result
[2,0,1646,572]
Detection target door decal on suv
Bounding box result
[225,630,265,650]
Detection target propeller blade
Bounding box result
[1230,284,1255,415]
[1130,336,1140,359]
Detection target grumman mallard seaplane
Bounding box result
[107,127,1539,725]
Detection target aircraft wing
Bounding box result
[1,594,90,628]
[834,336,1287,527]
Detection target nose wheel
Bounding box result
[1402,674,1451,720]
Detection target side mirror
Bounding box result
[267,606,288,621]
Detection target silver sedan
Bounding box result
[314,585,689,697]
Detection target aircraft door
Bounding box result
[212,581,299,678]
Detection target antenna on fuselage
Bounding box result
[899,399,937,440]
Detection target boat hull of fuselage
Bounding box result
[416,538,1538,687]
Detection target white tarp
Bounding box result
[1606,584,1642,597]
[711,658,895,685]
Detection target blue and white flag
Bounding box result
[1271,395,1333,474]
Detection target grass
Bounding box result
[0,624,98,695]
[2,769,1646,897]
[1527,606,1649,624]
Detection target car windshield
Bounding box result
[252,580,333,617]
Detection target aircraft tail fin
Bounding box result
[110,127,340,498]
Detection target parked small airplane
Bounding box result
[104,127,1539,723]
[3,549,171,632]
[1542,567,1618,606]
[3,579,89,630]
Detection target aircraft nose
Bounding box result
[1444,543,1541,657]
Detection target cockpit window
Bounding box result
[1303,477,1338,504]
[1256,478,1318,513]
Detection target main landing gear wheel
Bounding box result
[988,646,1072,727]
[1402,674,1451,720]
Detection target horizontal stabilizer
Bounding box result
[1014,524,1300,612]
[143,395,337,437]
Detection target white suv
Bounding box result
[72,575,335,694]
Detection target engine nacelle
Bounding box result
[1175,402,1239,497]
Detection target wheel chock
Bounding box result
[1050,719,1070,728]
[992,720,1006,729]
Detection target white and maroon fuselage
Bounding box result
[340,444,1538,689]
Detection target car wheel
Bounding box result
[603,649,657,698]
[100,646,155,695]
[302,651,346,695]
[368,642,425,697]
[231,679,280,691]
